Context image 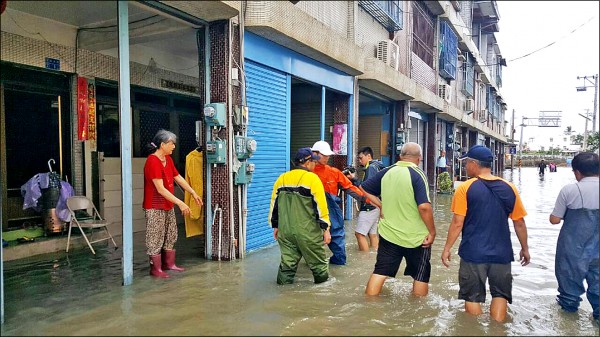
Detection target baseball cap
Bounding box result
[294,147,320,164]
[311,140,335,156]
[460,145,493,162]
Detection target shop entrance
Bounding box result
[1,62,71,231]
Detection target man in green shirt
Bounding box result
[360,142,436,297]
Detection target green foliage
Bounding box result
[573,131,599,152]
[438,172,453,194]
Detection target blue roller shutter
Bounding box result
[245,60,289,252]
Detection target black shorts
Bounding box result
[458,259,513,304]
[373,235,431,283]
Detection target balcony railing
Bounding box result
[358,0,403,32]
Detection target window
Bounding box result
[439,20,458,80]
[359,0,403,32]
[462,52,474,97]
[412,2,434,67]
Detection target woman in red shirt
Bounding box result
[144,129,202,278]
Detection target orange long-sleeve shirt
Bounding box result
[312,163,367,203]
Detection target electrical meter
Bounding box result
[206,140,227,164]
[234,136,257,159]
[204,103,226,127]
[235,161,255,185]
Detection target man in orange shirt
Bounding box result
[311,140,369,265]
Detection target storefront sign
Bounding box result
[77,76,88,140]
[87,79,96,141]
[160,79,198,94]
[333,123,347,155]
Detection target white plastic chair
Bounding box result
[66,196,118,254]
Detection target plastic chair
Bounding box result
[66,196,118,254]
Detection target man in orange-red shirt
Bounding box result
[311,140,369,265]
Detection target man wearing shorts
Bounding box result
[346,146,385,251]
[360,142,436,297]
[441,144,530,322]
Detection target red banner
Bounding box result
[77,76,88,140]
[87,79,96,141]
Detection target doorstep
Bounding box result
[3,234,94,262]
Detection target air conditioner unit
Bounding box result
[465,98,474,112]
[458,50,466,62]
[476,73,484,82]
[377,40,400,71]
[438,84,451,103]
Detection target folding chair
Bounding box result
[66,196,118,254]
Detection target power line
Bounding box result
[508,16,596,62]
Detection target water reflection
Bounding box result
[1,167,598,335]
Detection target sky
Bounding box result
[495,1,600,151]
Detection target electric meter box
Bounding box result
[235,161,255,185]
[204,103,226,127]
[206,140,227,164]
[234,136,257,160]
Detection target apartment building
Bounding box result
[1,1,507,262]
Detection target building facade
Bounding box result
[1,1,508,262]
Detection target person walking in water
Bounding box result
[441,144,530,322]
[539,159,547,176]
[311,140,369,265]
[268,148,331,284]
[143,129,203,278]
[345,146,385,251]
[360,142,436,297]
[549,152,599,322]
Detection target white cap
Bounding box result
[311,140,335,156]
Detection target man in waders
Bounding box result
[311,140,370,265]
[269,147,332,284]
[549,152,599,322]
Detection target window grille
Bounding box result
[439,20,458,80]
[358,0,403,32]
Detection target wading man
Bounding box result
[361,142,436,297]
[269,147,331,284]
[441,144,530,322]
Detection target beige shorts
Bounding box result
[355,208,380,235]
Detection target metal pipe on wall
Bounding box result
[227,20,236,261]
[57,95,63,178]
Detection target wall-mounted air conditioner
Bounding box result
[476,73,484,82]
[438,84,451,103]
[465,98,474,112]
[458,50,466,62]
[377,40,400,71]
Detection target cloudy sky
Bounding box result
[495,1,599,150]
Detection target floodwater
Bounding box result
[1,167,598,336]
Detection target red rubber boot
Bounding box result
[149,254,170,278]
[162,249,185,272]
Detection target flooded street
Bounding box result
[1,167,598,336]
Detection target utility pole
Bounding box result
[518,116,525,159]
[576,74,598,133]
[579,110,591,151]
[510,109,515,169]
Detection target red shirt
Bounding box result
[143,154,179,210]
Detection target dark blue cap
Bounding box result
[294,147,320,164]
[460,145,493,162]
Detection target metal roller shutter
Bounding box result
[290,102,321,156]
[290,101,333,157]
[245,61,289,252]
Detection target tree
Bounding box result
[573,131,599,152]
